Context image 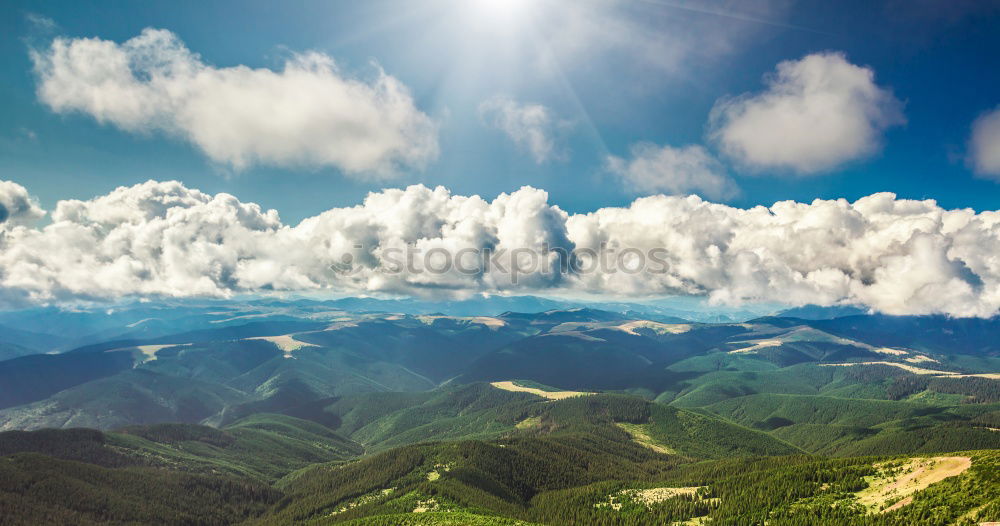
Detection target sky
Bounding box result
[2,0,1000,315]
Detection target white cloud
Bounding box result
[479,96,568,163]
[0,181,45,228]
[969,106,1000,179]
[30,28,438,176]
[606,143,737,199]
[709,52,904,174]
[5,179,1000,317]
[25,13,57,33]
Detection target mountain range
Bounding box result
[1,297,999,524]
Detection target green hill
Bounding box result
[112,414,363,481]
[0,351,136,410]
[1,390,999,525]
[254,438,1000,525]
[0,369,248,431]
[0,453,279,526]
[703,393,1000,455]
[0,414,362,483]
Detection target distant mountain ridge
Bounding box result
[0,302,997,438]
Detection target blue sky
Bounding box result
[2,0,1000,223]
[4,0,1000,316]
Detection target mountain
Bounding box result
[318,383,798,457]
[1,301,1000,524]
[809,314,1000,356]
[777,304,869,320]
[0,342,39,362]
[0,413,366,525]
[323,295,570,316]
[0,351,136,410]
[0,294,776,353]
[2,410,997,524]
[0,369,248,430]
[0,322,68,353]
[3,306,1000,437]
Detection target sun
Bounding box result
[469,0,534,19]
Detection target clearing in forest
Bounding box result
[109,343,191,362]
[855,456,972,512]
[616,422,676,454]
[614,320,692,335]
[247,334,318,357]
[516,416,543,430]
[490,381,593,400]
[597,486,707,510]
[728,339,783,354]
[820,361,956,376]
[135,344,187,362]
[416,315,507,329]
[821,362,1000,379]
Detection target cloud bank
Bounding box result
[479,97,567,163]
[30,28,438,176]
[606,143,736,200]
[710,52,904,174]
[969,106,1000,179]
[2,179,1000,317]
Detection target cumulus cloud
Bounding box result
[606,143,736,200]
[4,179,1000,317]
[0,181,45,228]
[30,28,438,176]
[479,97,568,163]
[969,106,1000,179]
[709,52,904,174]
